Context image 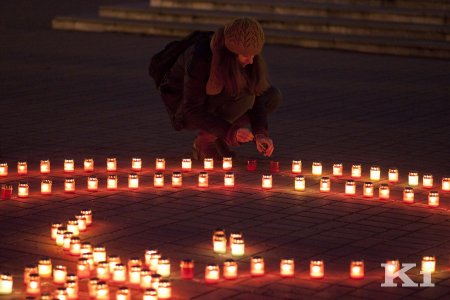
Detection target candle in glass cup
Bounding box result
[41,179,52,195]
[128,173,139,189]
[96,281,109,300]
[262,174,272,189]
[93,246,107,264]
[247,159,257,171]
[223,259,238,280]
[182,158,192,172]
[421,256,436,273]
[84,158,94,172]
[294,175,305,191]
[106,175,117,190]
[131,158,142,171]
[205,264,220,283]
[312,162,322,176]
[96,261,110,281]
[345,180,356,195]
[51,222,63,240]
[180,259,194,280]
[223,157,232,171]
[56,227,66,247]
[204,158,214,170]
[153,172,164,188]
[150,273,161,290]
[18,182,29,198]
[280,258,295,278]
[143,288,158,300]
[38,258,52,278]
[385,259,400,277]
[442,177,450,191]
[24,265,38,285]
[155,158,165,171]
[66,280,78,300]
[149,252,161,272]
[320,177,331,192]
[310,260,324,279]
[270,161,280,173]
[408,171,419,186]
[1,185,12,200]
[231,237,245,256]
[224,172,235,187]
[128,265,141,285]
[0,163,8,177]
[351,164,362,178]
[291,160,302,174]
[388,168,399,183]
[70,237,81,256]
[65,178,76,193]
[116,287,130,300]
[40,160,50,174]
[363,182,374,198]
[53,265,67,284]
[88,278,98,298]
[213,234,227,254]
[63,231,74,251]
[26,273,40,295]
[370,166,381,181]
[157,279,171,300]
[87,176,98,192]
[106,158,117,172]
[403,187,414,203]
[67,219,79,237]
[379,184,390,200]
[0,273,13,295]
[333,163,343,177]
[75,214,86,232]
[113,264,126,283]
[198,172,208,188]
[157,258,171,278]
[64,159,75,173]
[428,191,439,207]
[171,172,182,188]
[127,257,142,269]
[350,260,364,279]
[77,259,90,279]
[145,249,157,268]
[17,161,27,175]
[423,174,433,188]
[81,209,92,226]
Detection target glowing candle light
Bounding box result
[379,184,390,200]
[198,172,209,188]
[131,158,142,171]
[153,172,164,188]
[204,158,214,170]
[363,182,374,198]
[421,256,436,273]
[54,287,68,299]
[93,246,107,264]
[312,162,322,176]
[351,164,362,178]
[18,182,29,198]
[181,158,192,172]
[270,161,280,173]
[143,288,158,300]
[280,258,295,278]
[428,191,439,207]
[87,176,98,192]
[96,281,109,300]
[17,161,27,175]
[64,159,75,173]
[41,179,52,195]
[107,158,117,172]
[205,264,220,283]
[155,158,165,171]
[291,160,302,174]
[213,234,227,254]
[345,180,356,195]
[106,174,118,191]
[38,258,52,278]
[223,259,238,280]
[128,265,141,285]
[51,223,63,240]
[65,178,75,193]
[403,187,414,203]
[408,171,419,186]
[229,232,242,246]
[423,174,433,188]
[350,260,364,279]
[320,177,331,192]
[171,172,182,188]
[108,255,121,274]
[88,278,98,298]
[81,243,92,255]
[180,259,194,280]
[333,163,343,177]
[151,273,161,290]
[75,214,86,232]
[442,177,450,192]
[1,185,12,200]
[262,174,272,190]
[231,237,245,256]
[24,265,38,285]
[84,158,94,172]
[149,251,161,272]
[113,264,126,283]
[77,258,90,279]
[310,260,324,279]
[40,160,50,174]
[385,259,400,277]
[53,265,67,284]
[96,261,110,281]
[250,257,265,277]
[140,269,152,289]
[63,231,74,251]
[0,163,8,177]
[81,209,92,226]
[223,157,232,171]
[157,258,171,278]
[145,249,157,268]
[26,273,40,295]
[56,227,66,247]
[127,257,142,269]
[224,172,235,187]
[0,273,13,295]
[370,166,381,181]
[388,168,399,183]
[66,280,78,300]
[69,237,81,256]
[67,219,79,237]
[294,175,305,191]
[128,173,139,189]
[116,287,130,300]
[157,279,171,300]
[247,159,257,171]
[81,252,95,271]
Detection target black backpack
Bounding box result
[148,30,214,88]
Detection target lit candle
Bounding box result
[385,259,400,277]
[155,158,165,171]
[77,258,90,279]
[351,164,362,178]
[54,287,68,299]
[41,179,52,195]
[312,162,322,176]
[108,255,121,274]
[423,174,433,188]
[0,163,8,177]
[93,246,107,264]
[1,185,12,200]
[40,160,50,174]
[223,157,232,171]
[157,279,171,300]
[280,258,295,278]
[88,278,98,298]
[84,158,94,172]
[87,176,98,191]
[151,273,161,290]
[128,265,141,285]
[107,158,117,172]
[310,260,324,279]
[262,174,272,189]
[131,158,142,171]
[388,168,399,183]
[223,259,238,280]
[363,182,374,198]
[345,180,356,195]
[403,187,414,203]
[270,161,280,173]
[224,172,235,187]
[116,287,130,300]
[69,237,81,256]
[205,264,220,283]
[17,161,27,175]
[67,219,79,237]
[442,177,450,192]
[140,269,152,289]
[64,159,75,173]
[128,173,139,189]
[379,184,390,200]
[350,260,364,279]
[294,175,305,191]
[180,259,194,280]
[231,237,245,256]
[332,163,343,177]
[63,231,74,251]
[56,227,66,246]
[145,250,157,268]
[149,251,161,272]
[143,288,158,300]
[421,256,436,273]
[171,172,182,188]
[291,160,302,174]
[96,261,110,281]
[250,257,265,277]
[204,158,214,170]
[81,209,92,226]
[127,257,142,269]
[75,214,87,232]
[198,172,208,188]
[107,175,118,190]
[153,172,164,188]
[23,265,37,285]
[247,159,257,171]
[51,222,63,240]
[113,264,126,283]
[181,158,192,172]
[0,273,13,295]
[81,252,95,271]
[26,273,40,295]
[408,171,419,186]
[428,191,439,207]
[38,258,52,278]
[96,281,109,300]
[53,265,67,284]
[370,166,381,181]
[157,257,171,278]
[17,182,29,198]
[320,177,331,192]
[213,233,227,254]
[65,178,76,193]
[66,280,78,300]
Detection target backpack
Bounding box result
[148,30,214,88]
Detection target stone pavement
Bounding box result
[1,0,450,299]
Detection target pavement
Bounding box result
[1,0,450,299]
